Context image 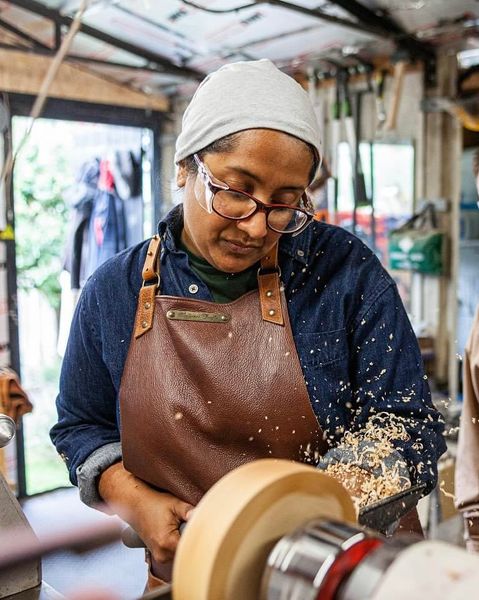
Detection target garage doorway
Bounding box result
[11,110,157,495]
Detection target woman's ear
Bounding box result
[176,163,188,188]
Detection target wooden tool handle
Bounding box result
[385,61,407,131]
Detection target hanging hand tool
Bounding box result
[338,68,356,166]
[338,68,369,234]
[385,59,408,131]
[375,68,388,128]
[330,67,342,225]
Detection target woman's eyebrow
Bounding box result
[223,165,262,182]
[223,165,304,191]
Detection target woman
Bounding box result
[51,60,445,582]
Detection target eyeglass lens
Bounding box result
[213,190,307,233]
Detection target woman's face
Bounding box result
[177,129,313,273]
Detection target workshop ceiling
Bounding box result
[1,0,479,98]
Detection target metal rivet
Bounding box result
[147,251,153,256]
[189,284,199,294]
[144,302,151,309]
[167,311,174,318]
[221,315,228,321]
[141,321,148,329]
[266,290,273,297]
[297,249,305,257]
[268,309,275,316]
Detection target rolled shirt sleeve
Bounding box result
[76,442,122,506]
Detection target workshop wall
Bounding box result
[317,63,461,390]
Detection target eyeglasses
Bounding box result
[193,154,314,235]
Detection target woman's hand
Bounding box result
[135,486,193,563]
[98,462,194,563]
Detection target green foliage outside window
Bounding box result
[14,142,69,313]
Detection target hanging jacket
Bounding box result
[62,158,100,289]
[85,159,127,278]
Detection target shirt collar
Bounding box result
[278,225,312,266]
[157,203,311,266]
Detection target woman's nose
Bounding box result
[236,210,268,238]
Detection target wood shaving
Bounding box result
[439,481,456,501]
[325,413,411,511]
[325,463,410,512]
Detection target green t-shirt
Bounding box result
[178,240,258,303]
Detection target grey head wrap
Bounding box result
[174,59,322,166]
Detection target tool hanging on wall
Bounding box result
[330,67,342,225]
[319,55,376,241]
[384,59,408,131]
[422,65,479,131]
[348,55,384,252]
[315,58,340,226]
[328,64,368,234]
[339,68,371,238]
[375,68,388,129]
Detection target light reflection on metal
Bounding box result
[0,414,15,449]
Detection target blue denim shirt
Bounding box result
[51,205,446,496]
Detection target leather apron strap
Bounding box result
[134,238,284,338]
[134,235,161,338]
[257,243,284,326]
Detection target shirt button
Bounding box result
[297,250,305,257]
[189,284,199,294]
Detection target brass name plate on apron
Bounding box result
[166,310,230,323]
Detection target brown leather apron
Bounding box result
[119,235,326,507]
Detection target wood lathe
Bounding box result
[168,460,479,600]
[1,446,479,599]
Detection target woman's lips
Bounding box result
[222,239,261,255]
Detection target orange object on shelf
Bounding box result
[314,209,329,222]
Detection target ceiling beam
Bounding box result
[266,0,394,39]
[326,0,404,34]
[180,0,386,38]
[0,16,51,50]
[0,46,169,110]
[0,43,175,75]
[6,0,204,80]
[325,0,434,60]
[258,0,433,60]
